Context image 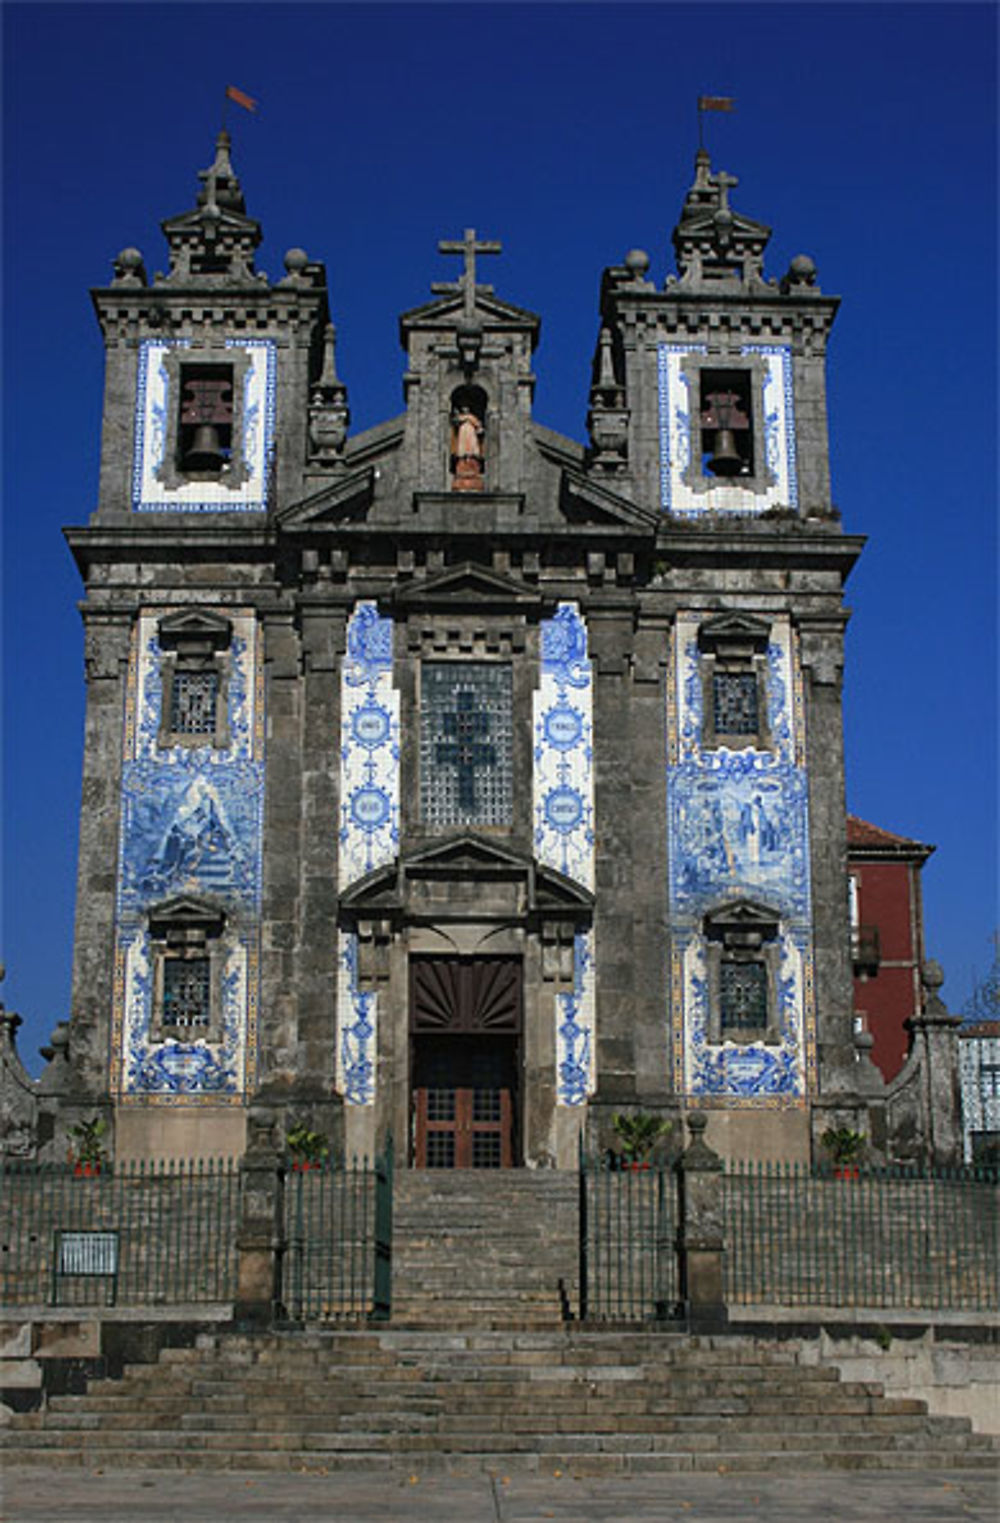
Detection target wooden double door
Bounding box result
[410,957,521,1170]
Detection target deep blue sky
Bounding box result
[3,3,997,1076]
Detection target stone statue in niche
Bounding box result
[450,395,486,492]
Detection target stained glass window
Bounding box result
[162,957,211,1029]
[170,669,219,736]
[713,671,759,736]
[720,960,767,1031]
[420,664,513,825]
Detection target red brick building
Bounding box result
[847,815,935,1081]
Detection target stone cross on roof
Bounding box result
[432,227,502,317]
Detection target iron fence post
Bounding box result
[372,1133,393,1320]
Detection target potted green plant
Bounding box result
[68,1116,108,1176]
[286,1124,330,1171]
[612,1112,673,1170]
[821,1126,866,1179]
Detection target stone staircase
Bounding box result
[4,1327,998,1474]
[390,1170,579,1326]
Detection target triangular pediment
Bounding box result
[399,290,541,336]
[394,561,541,610]
[278,467,375,527]
[147,895,226,933]
[558,469,659,533]
[405,833,531,877]
[338,835,593,914]
[697,612,771,652]
[679,208,771,245]
[704,898,780,934]
[157,609,232,648]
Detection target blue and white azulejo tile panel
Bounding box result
[556,932,596,1106]
[533,604,595,892]
[339,603,399,889]
[336,931,377,1107]
[657,343,798,517]
[110,610,264,1104]
[666,613,816,1103]
[131,338,276,512]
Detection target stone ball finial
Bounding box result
[624,248,650,277]
[922,959,945,992]
[284,248,309,275]
[686,1110,708,1138]
[788,254,817,283]
[112,247,147,286]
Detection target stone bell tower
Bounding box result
[580,148,865,1157]
[61,133,336,1159]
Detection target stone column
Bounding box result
[676,1112,728,1330]
[233,1108,285,1326]
[799,621,857,1092]
[910,961,965,1166]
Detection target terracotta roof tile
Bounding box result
[846,814,935,855]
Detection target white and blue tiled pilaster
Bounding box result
[132,338,276,512]
[556,932,596,1106]
[534,605,597,1106]
[110,610,264,1103]
[337,603,398,1107]
[657,343,797,516]
[336,931,377,1107]
[534,604,595,892]
[666,613,817,1105]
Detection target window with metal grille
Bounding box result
[427,1088,456,1121]
[426,1133,456,1169]
[170,669,220,736]
[979,1065,1000,1102]
[720,960,768,1032]
[472,1089,502,1123]
[420,664,513,826]
[472,1134,502,1168]
[162,958,211,1029]
[713,671,759,736]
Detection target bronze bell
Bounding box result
[183,423,224,473]
[707,427,743,477]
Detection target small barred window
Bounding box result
[713,671,759,736]
[420,664,513,826]
[170,669,219,736]
[720,960,768,1032]
[162,958,211,1029]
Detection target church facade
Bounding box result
[54,136,898,1167]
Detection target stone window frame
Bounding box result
[697,612,772,753]
[679,351,774,498]
[704,899,782,1047]
[147,899,226,1045]
[156,610,232,750]
[154,346,253,492]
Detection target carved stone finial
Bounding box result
[308,323,350,464]
[587,327,628,474]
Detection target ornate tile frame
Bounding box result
[110,609,264,1105]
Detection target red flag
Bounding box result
[698,96,735,112]
[226,85,258,113]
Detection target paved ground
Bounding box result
[2,1469,998,1522]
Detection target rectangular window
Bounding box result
[161,957,211,1030]
[720,960,768,1032]
[713,671,759,736]
[420,664,513,826]
[979,1065,1000,1102]
[170,669,220,736]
